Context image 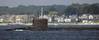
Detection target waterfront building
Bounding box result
[0,18,4,23]
[69,15,78,23]
[64,18,71,22]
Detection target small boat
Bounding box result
[14,29,24,31]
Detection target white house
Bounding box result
[57,17,64,22]
[0,18,4,22]
[39,15,52,22]
[64,18,71,22]
[79,14,88,19]
[89,15,94,19]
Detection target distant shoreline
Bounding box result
[0,23,99,25]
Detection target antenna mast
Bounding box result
[41,7,44,17]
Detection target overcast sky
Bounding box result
[0,0,99,7]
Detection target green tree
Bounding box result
[64,4,80,15]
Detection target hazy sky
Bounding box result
[0,0,99,7]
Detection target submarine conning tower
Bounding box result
[29,7,48,31]
[30,17,48,31]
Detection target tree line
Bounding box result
[0,3,99,16]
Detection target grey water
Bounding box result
[0,25,99,40]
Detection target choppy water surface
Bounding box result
[0,25,99,40]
